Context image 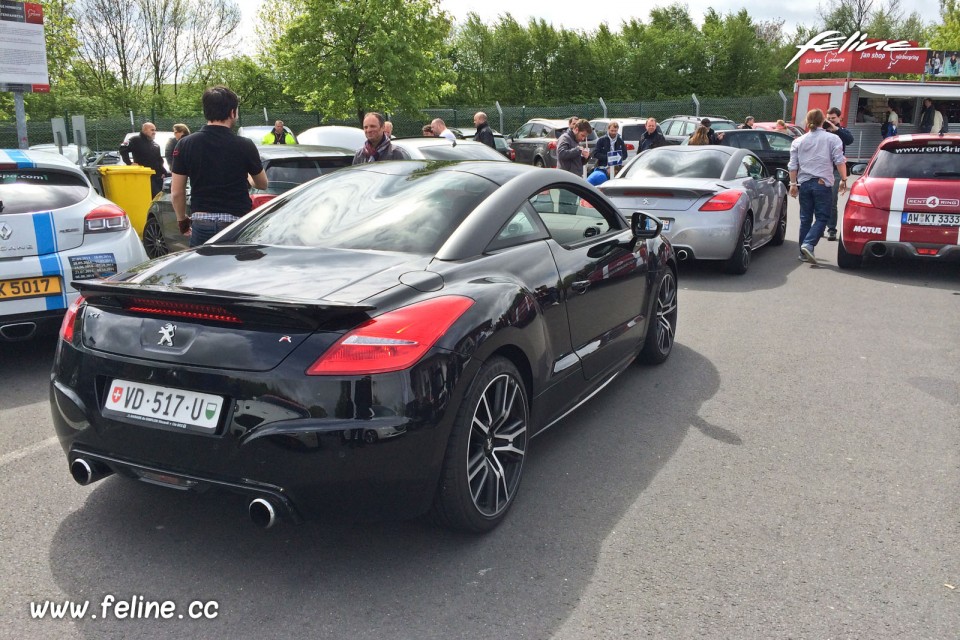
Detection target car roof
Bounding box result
[525,118,571,128]
[591,117,650,125]
[1,148,85,173]
[254,144,354,159]
[666,114,734,122]
[392,138,500,150]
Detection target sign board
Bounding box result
[0,0,49,92]
[71,114,87,151]
[797,41,926,75]
[607,150,623,167]
[51,116,67,146]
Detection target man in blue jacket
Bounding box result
[824,107,855,241]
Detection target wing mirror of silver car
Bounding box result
[631,211,663,239]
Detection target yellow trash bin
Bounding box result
[98,165,156,238]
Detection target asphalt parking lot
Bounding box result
[1,195,957,639]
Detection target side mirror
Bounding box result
[775,168,790,185]
[851,163,867,176]
[162,177,172,193]
[631,211,663,239]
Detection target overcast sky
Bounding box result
[235,0,941,46]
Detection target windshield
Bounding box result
[869,143,960,179]
[235,167,498,254]
[621,149,729,179]
[712,122,737,131]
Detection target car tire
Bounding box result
[723,215,753,274]
[770,197,788,246]
[836,235,863,269]
[431,357,528,533]
[639,268,678,365]
[142,215,169,259]
[534,157,545,168]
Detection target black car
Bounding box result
[142,144,353,258]
[449,126,515,161]
[660,115,737,145]
[51,160,678,533]
[507,118,598,169]
[713,129,794,173]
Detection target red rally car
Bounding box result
[839,134,960,269]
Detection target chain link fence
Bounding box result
[1,93,793,150]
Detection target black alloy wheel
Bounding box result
[724,215,753,274]
[639,269,678,365]
[432,357,528,533]
[770,197,788,246]
[142,215,169,259]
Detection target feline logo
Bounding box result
[852,225,882,234]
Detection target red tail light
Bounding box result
[84,204,129,233]
[124,297,241,323]
[847,179,873,207]
[508,149,516,161]
[60,295,85,342]
[307,296,475,375]
[251,194,277,208]
[699,190,742,211]
[547,141,557,150]
[625,143,635,151]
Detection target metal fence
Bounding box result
[0,93,793,150]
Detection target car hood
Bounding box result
[120,244,436,305]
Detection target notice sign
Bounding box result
[0,0,49,92]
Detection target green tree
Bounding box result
[930,0,960,48]
[273,0,453,123]
[448,13,495,104]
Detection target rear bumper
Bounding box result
[854,240,960,262]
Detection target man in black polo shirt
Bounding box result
[120,122,167,197]
[171,86,267,247]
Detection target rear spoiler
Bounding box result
[73,280,376,331]
[601,185,723,199]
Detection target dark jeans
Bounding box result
[827,166,841,233]
[798,180,832,249]
[190,217,236,247]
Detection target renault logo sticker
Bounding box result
[0,223,11,240]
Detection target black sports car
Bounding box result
[50,161,678,533]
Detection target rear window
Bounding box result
[0,170,89,214]
[712,121,737,131]
[263,158,352,193]
[234,167,497,254]
[621,149,729,179]
[870,143,960,179]
[417,144,506,161]
[621,125,646,140]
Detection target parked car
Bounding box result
[753,121,805,137]
[838,134,960,269]
[507,118,598,169]
[389,137,509,162]
[50,160,677,532]
[599,145,789,274]
[449,126,515,160]
[237,125,298,145]
[588,117,647,159]
[28,143,92,165]
[684,128,795,173]
[296,125,365,150]
[141,145,354,258]
[660,115,737,145]
[0,149,148,341]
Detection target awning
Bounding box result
[852,82,960,99]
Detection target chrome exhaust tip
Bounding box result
[0,322,37,341]
[70,458,113,485]
[676,249,690,261]
[249,498,278,529]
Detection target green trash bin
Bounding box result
[98,165,156,238]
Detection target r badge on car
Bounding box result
[0,223,11,241]
[158,323,177,346]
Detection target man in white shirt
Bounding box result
[431,118,457,141]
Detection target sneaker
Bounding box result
[827,230,838,241]
[800,244,816,263]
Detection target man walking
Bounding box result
[353,112,404,164]
[556,119,592,176]
[823,107,854,241]
[262,120,295,144]
[120,122,167,197]
[171,86,268,247]
[431,118,457,141]
[788,109,847,264]
[473,112,495,148]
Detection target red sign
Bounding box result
[23,1,42,23]
[798,41,926,74]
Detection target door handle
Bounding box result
[571,280,591,294]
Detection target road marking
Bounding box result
[0,436,59,468]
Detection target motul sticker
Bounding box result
[853,225,883,234]
[905,197,960,208]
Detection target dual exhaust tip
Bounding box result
[70,457,282,529]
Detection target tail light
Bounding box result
[847,179,873,207]
[509,149,516,161]
[84,204,129,233]
[699,190,742,212]
[124,297,241,323]
[307,296,475,375]
[60,295,85,342]
[625,143,635,151]
[251,194,277,208]
[547,141,557,150]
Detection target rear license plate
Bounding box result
[902,212,960,226]
[103,379,224,433]
[0,276,62,300]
